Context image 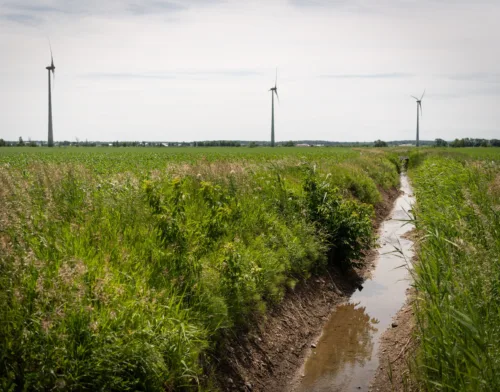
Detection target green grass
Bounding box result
[409,150,500,391]
[0,148,399,391]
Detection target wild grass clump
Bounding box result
[302,167,375,267]
[0,149,399,390]
[410,154,500,391]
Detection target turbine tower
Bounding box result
[269,68,279,147]
[411,90,425,147]
[46,43,56,147]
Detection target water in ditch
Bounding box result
[292,174,415,392]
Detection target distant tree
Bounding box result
[0,138,5,147]
[490,139,500,147]
[282,141,295,147]
[374,139,388,147]
[463,138,474,147]
[435,138,448,147]
[17,137,25,147]
[449,138,490,148]
[450,138,464,148]
[249,142,257,148]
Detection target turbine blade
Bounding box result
[275,67,277,88]
[421,89,426,100]
[419,102,422,116]
[275,89,279,103]
[48,37,55,89]
[48,38,54,64]
[411,95,419,100]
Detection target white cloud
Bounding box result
[1,0,499,142]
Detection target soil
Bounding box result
[369,289,418,392]
[214,186,401,392]
[369,229,421,392]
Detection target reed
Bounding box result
[410,152,500,391]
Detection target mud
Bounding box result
[369,288,418,392]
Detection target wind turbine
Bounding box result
[46,42,56,147]
[411,90,425,147]
[269,68,279,147]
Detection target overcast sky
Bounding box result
[1,0,499,142]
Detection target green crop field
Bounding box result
[408,148,500,391]
[0,147,400,391]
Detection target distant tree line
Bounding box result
[436,138,500,148]
[195,141,241,147]
[3,137,499,148]
[0,137,38,147]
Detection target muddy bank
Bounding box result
[215,186,401,392]
[369,289,418,392]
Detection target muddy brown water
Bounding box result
[291,174,415,392]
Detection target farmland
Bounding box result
[4,146,500,391]
[0,147,400,391]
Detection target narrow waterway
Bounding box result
[291,174,415,392]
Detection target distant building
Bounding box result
[296,143,310,147]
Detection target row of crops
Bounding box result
[0,148,400,391]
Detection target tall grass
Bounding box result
[410,153,500,391]
[0,150,399,390]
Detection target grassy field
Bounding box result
[0,147,400,391]
[409,148,500,391]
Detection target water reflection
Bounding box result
[299,304,378,391]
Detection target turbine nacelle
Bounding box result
[269,68,279,101]
[411,89,425,115]
[46,40,56,76]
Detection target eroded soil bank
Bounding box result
[215,183,404,392]
[369,288,418,392]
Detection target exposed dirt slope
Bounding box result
[369,289,418,392]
